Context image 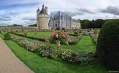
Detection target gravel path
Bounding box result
[0,38,34,73]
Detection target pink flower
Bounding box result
[51,32,55,36]
[67,37,70,41]
[55,33,58,38]
[62,34,65,37]
[56,41,60,47]
[45,38,49,43]
[65,41,69,45]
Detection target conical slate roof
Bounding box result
[37,7,40,12]
[40,5,47,14]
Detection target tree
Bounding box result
[80,20,91,29]
[28,24,37,27]
[96,19,119,70]
[94,19,104,28]
[10,24,23,26]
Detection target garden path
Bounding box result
[0,38,34,73]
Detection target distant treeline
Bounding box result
[80,19,119,29]
[8,24,23,26]
[28,24,37,27]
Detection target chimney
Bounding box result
[45,6,48,14]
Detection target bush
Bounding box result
[56,27,60,30]
[61,50,96,65]
[74,31,78,36]
[49,31,71,45]
[34,45,57,59]
[62,50,81,64]
[4,33,11,40]
[96,20,119,70]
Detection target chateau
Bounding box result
[0,4,81,30]
[49,11,81,29]
[37,4,49,29]
[37,5,81,30]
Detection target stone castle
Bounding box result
[0,4,81,30]
[49,11,81,29]
[37,4,49,29]
[37,4,81,30]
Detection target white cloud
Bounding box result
[1,0,119,26]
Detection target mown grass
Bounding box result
[12,33,96,51]
[5,40,109,73]
[18,31,51,38]
[0,33,109,73]
[18,31,78,40]
[0,33,4,39]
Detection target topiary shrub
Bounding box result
[74,31,78,36]
[96,20,119,70]
[4,33,11,40]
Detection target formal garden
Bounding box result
[0,20,119,73]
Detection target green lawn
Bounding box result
[18,31,52,38]
[5,40,109,73]
[0,33,109,73]
[0,33,4,39]
[12,33,96,51]
[18,31,77,40]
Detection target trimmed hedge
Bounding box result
[96,20,119,70]
[4,33,11,40]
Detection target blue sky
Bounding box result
[0,0,119,26]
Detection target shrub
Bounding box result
[34,45,57,59]
[26,40,40,51]
[96,20,119,70]
[74,31,78,36]
[49,31,71,45]
[4,33,11,40]
[56,27,60,30]
[61,50,96,65]
[23,30,28,37]
[62,50,81,64]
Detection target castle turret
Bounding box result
[37,7,40,15]
[45,6,48,14]
[37,4,49,29]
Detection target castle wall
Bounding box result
[37,14,49,29]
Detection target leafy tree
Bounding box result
[10,24,23,26]
[96,19,119,70]
[80,20,91,29]
[28,24,37,27]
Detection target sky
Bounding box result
[0,0,119,26]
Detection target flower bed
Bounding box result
[10,34,97,65]
[12,31,82,45]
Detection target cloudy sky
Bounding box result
[0,0,119,26]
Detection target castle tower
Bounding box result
[37,4,49,29]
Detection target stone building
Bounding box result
[71,19,81,29]
[37,4,49,29]
[49,11,81,29]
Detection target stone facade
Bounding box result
[49,11,81,29]
[37,5,49,29]
[71,19,81,29]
